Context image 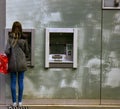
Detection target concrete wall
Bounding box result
[0,0,6,104]
[3,0,120,105]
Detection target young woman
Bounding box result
[5,21,29,107]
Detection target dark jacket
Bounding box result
[5,33,29,72]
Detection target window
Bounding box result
[5,28,35,67]
[103,0,120,9]
[45,28,77,68]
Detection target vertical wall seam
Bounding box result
[100,0,103,105]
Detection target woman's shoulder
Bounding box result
[21,33,28,39]
[18,38,27,46]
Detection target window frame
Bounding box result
[102,0,120,10]
[45,28,77,68]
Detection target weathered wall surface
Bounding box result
[4,0,120,104]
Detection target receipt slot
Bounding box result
[5,28,35,67]
[45,28,77,68]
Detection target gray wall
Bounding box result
[102,10,120,101]
[4,0,120,105]
[0,0,6,51]
[0,0,6,104]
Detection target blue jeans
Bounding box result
[10,71,24,103]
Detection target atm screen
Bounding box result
[50,33,73,54]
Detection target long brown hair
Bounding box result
[10,21,23,47]
[11,21,22,33]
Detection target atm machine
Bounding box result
[45,28,77,68]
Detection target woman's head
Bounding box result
[12,21,22,33]
[10,21,23,47]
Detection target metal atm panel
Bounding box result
[45,28,77,68]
